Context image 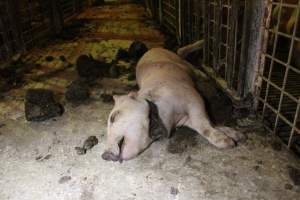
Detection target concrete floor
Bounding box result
[0,2,300,200]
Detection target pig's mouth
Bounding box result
[101,137,124,163]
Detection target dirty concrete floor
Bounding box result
[1,2,300,200]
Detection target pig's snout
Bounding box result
[101,151,120,162]
[102,136,125,162]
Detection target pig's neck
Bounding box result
[138,89,172,136]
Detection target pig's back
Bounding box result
[136,48,195,87]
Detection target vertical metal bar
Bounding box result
[274,1,300,135]
[181,0,186,44]
[204,0,209,65]
[50,0,64,35]
[238,0,251,97]
[262,0,283,121]
[227,0,239,89]
[254,0,272,111]
[288,98,300,148]
[213,0,221,71]
[177,0,182,44]
[159,0,163,23]
[201,0,205,64]
[7,0,24,55]
[0,1,12,57]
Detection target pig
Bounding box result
[102,40,245,162]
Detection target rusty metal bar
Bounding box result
[237,0,250,97]
[262,0,283,121]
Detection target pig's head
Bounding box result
[101,92,167,162]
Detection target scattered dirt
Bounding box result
[116,48,130,61]
[288,165,300,185]
[100,94,114,103]
[75,147,87,155]
[93,0,105,6]
[25,89,64,122]
[253,165,260,171]
[127,72,136,81]
[55,19,92,41]
[58,176,72,184]
[83,136,99,150]
[76,55,110,82]
[285,183,293,190]
[128,41,148,61]
[108,63,120,78]
[45,56,55,62]
[0,56,35,93]
[36,154,52,161]
[170,187,179,195]
[59,55,67,62]
[75,136,99,155]
[167,126,199,154]
[65,80,90,104]
[271,139,282,151]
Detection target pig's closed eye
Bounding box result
[110,110,121,124]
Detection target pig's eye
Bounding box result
[110,110,121,124]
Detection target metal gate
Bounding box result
[152,0,251,99]
[257,0,300,154]
[161,0,180,38]
[181,0,205,45]
[202,0,249,98]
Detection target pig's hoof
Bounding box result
[214,136,236,149]
[216,126,246,143]
[101,151,119,162]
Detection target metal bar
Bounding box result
[238,0,250,97]
[213,0,221,71]
[204,0,210,65]
[227,0,239,88]
[262,0,283,123]
[274,1,300,137]
[258,98,300,134]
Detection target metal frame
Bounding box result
[0,0,89,62]
[154,0,250,99]
[181,0,205,45]
[203,0,249,97]
[257,0,300,153]
[160,0,180,41]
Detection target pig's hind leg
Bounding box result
[184,102,238,149]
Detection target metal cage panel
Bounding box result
[0,0,89,62]
[0,0,22,61]
[161,0,179,35]
[19,0,53,49]
[181,0,205,45]
[203,0,248,95]
[258,0,300,154]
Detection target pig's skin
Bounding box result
[103,44,245,161]
[137,48,244,145]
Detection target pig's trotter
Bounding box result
[216,126,246,143]
[208,129,236,149]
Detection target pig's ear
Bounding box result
[113,95,121,102]
[128,91,137,99]
[146,100,168,140]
